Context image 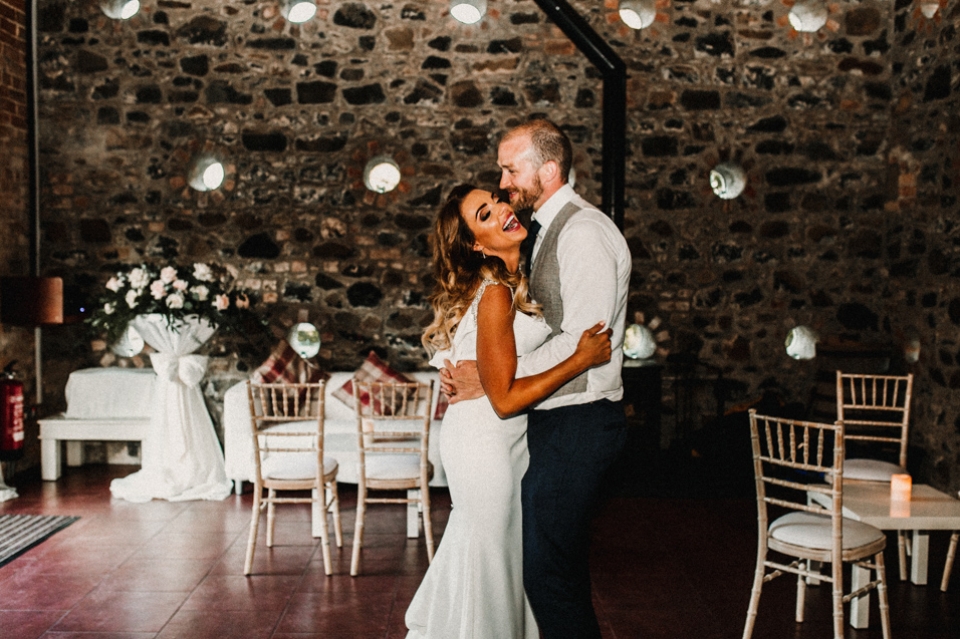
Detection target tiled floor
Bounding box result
[1,463,958,639]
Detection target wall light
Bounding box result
[709,162,746,200]
[100,0,140,19]
[188,155,225,192]
[788,0,828,32]
[785,325,817,360]
[451,0,486,24]
[363,156,402,193]
[619,0,657,30]
[281,0,317,23]
[920,1,940,18]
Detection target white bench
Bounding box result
[37,368,156,481]
[38,415,149,481]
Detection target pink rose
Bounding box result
[235,293,250,309]
[160,266,177,284]
[214,294,230,311]
[150,280,166,300]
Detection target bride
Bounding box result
[405,185,612,638]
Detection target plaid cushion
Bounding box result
[252,339,330,385]
[333,351,414,415]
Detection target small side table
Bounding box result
[621,359,663,449]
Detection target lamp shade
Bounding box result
[0,276,64,326]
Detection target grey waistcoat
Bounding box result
[528,201,587,397]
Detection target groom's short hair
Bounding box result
[504,119,572,185]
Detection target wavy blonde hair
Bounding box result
[422,184,541,354]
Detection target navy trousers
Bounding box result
[522,399,628,639]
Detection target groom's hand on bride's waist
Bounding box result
[441,359,485,404]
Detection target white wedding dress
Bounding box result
[406,281,549,639]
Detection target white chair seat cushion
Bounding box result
[843,459,904,482]
[364,455,422,481]
[262,452,338,481]
[769,511,884,550]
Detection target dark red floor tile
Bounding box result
[50,590,187,633]
[97,557,216,592]
[181,574,300,611]
[154,607,282,639]
[0,573,102,609]
[0,610,66,639]
[275,592,393,634]
[40,633,156,639]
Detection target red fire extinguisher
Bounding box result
[0,362,25,462]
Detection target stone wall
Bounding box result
[24,0,960,490]
[0,0,40,474]
[885,0,960,489]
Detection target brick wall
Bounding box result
[0,0,39,473]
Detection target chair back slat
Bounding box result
[836,371,912,467]
[247,381,327,474]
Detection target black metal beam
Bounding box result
[26,0,40,277]
[532,0,626,230]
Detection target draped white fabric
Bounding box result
[110,314,232,503]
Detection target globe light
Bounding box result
[282,0,317,23]
[188,155,226,192]
[788,0,828,32]
[363,156,402,194]
[619,0,657,30]
[709,162,747,200]
[451,0,486,25]
[623,324,657,360]
[101,0,140,19]
[785,326,817,360]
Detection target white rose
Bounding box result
[172,279,188,291]
[125,289,139,309]
[165,292,185,309]
[106,277,122,292]
[129,268,149,289]
[623,324,656,360]
[160,266,178,284]
[193,263,213,282]
[104,302,116,315]
[192,285,209,302]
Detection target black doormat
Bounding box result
[0,514,79,568]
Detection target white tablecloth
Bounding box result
[64,368,156,419]
[110,314,232,503]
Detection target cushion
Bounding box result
[365,455,430,481]
[843,458,903,482]
[252,339,330,385]
[333,351,414,415]
[64,368,156,419]
[769,511,885,550]
[262,452,338,481]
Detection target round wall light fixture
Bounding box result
[451,0,487,24]
[188,155,226,192]
[785,325,818,360]
[788,0,828,32]
[709,162,747,200]
[363,156,402,194]
[100,0,140,19]
[920,1,940,18]
[623,323,657,360]
[619,0,657,30]
[281,0,317,23]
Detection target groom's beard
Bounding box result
[509,174,543,212]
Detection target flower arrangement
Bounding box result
[87,262,262,344]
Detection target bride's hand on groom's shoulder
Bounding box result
[441,359,485,404]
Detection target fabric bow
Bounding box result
[151,353,209,387]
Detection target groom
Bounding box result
[445,118,631,639]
